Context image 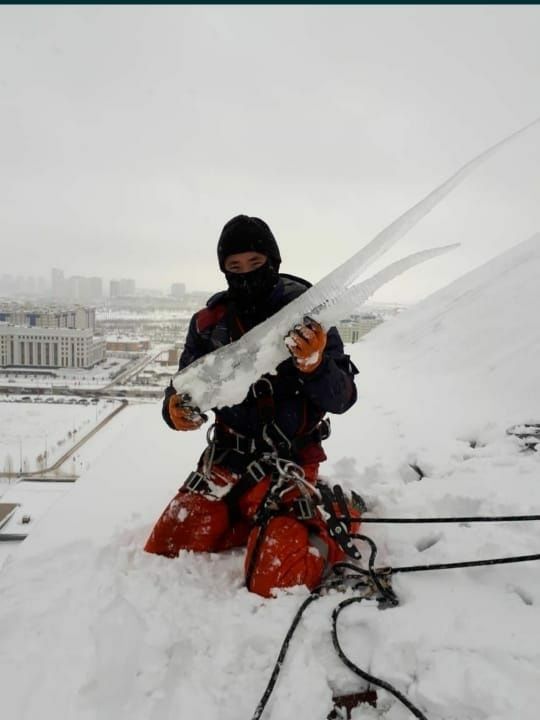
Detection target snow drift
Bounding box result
[365,231,540,422]
[1,234,540,720]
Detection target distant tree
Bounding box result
[4,454,14,475]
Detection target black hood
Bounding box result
[217,215,281,272]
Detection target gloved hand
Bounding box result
[285,316,327,374]
[168,393,207,431]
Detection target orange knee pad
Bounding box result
[144,491,231,556]
[245,516,326,598]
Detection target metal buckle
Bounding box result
[234,432,245,454]
[205,423,216,445]
[185,471,208,494]
[319,417,331,441]
[218,425,250,455]
[233,430,256,455]
[293,496,316,521]
[251,377,274,398]
[262,422,292,453]
[247,460,267,483]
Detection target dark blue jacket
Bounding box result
[164,275,358,450]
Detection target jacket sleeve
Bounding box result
[178,314,207,370]
[296,326,358,414]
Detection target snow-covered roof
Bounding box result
[1,234,540,719]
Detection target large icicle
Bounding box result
[307,115,540,302]
[316,244,459,328]
[173,244,457,411]
[280,117,540,327]
[173,117,540,411]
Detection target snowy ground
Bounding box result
[0,397,121,474]
[0,400,137,570]
[0,236,540,720]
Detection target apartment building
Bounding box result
[0,306,96,331]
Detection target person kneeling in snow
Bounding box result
[144,215,359,597]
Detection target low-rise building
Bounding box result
[105,335,150,352]
[155,347,181,366]
[0,325,106,369]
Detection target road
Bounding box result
[102,349,164,390]
[35,399,128,474]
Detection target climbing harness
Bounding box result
[183,423,221,496]
[245,454,332,590]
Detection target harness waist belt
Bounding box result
[214,418,330,456]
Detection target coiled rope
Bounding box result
[249,518,540,720]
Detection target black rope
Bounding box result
[250,592,320,720]
[331,537,428,719]
[329,542,540,720]
[249,536,400,720]
[351,525,540,577]
[248,504,540,720]
[358,514,540,524]
[248,549,540,720]
[350,533,399,607]
[250,579,346,720]
[331,595,428,720]
[393,553,540,574]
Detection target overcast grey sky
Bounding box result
[1,5,540,302]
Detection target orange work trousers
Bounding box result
[144,463,359,597]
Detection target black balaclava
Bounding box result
[217,215,281,316]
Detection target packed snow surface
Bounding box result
[1,235,540,720]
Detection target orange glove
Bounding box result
[285,317,327,374]
[168,393,207,431]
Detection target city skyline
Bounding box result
[1,268,197,299]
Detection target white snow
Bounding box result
[0,398,120,472]
[1,234,540,719]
